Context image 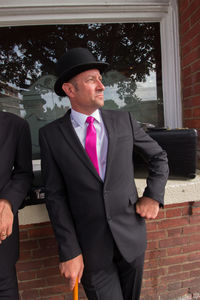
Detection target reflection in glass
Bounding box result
[0,23,163,158]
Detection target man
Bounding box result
[0,111,32,299]
[39,47,168,300]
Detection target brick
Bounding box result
[20,240,39,251]
[159,290,192,300]
[182,206,190,216]
[29,226,54,238]
[146,240,159,250]
[39,285,68,297]
[19,230,29,240]
[187,251,200,261]
[180,19,190,37]
[192,201,200,207]
[43,256,60,267]
[17,270,36,281]
[183,224,200,234]
[183,261,200,271]
[18,250,33,261]
[167,246,182,256]
[158,217,189,229]
[155,210,165,219]
[179,0,189,13]
[165,203,189,209]
[145,249,166,260]
[32,247,58,259]
[188,234,200,243]
[20,289,39,300]
[143,268,166,280]
[147,230,166,241]
[183,96,200,108]
[161,271,190,283]
[190,269,200,278]
[167,281,182,290]
[180,1,200,28]
[159,236,189,248]
[183,83,200,99]
[36,266,59,279]
[159,255,188,266]
[38,237,58,249]
[184,119,200,129]
[182,48,200,68]
[182,23,200,49]
[184,108,193,118]
[182,277,200,288]
[45,296,66,300]
[182,243,200,254]
[146,222,157,231]
[144,259,158,270]
[183,71,200,87]
[18,278,46,290]
[190,215,200,224]
[190,6,200,26]
[168,264,182,274]
[46,275,66,286]
[166,208,182,218]
[167,228,182,237]
[45,296,67,300]
[16,260,43,272]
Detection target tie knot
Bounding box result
[86,116,95,124]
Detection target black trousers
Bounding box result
[82,245,145,300]
[0,266,19,300]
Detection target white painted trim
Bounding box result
[161,0,182,128]
[19,171,200,225]
[0,0,181,128]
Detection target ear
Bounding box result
[62,82,74,97]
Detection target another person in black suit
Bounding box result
[0,112,32,299]
[39,48,168,300]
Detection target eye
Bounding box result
[87,77,94,82]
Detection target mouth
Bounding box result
[96,94,104,98]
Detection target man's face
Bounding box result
[63,69,105,115]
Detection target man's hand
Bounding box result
[59,254,84,291]
[0,199,13,243]
[136,196,160,220]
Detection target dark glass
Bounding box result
[0,23,163,159]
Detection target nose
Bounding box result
[97,79,105,90]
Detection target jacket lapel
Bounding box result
[58,110,102,182]
[100,109,117,183]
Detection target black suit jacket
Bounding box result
[39,109,168,271]
[0,112,32,273]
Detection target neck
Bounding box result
[71,107,99,116]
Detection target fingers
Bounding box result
[136,197,160,220]
[0,232,7,239]
[77,262,84,283]
[59,254,84,291]
[0,199,14,243]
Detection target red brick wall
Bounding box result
[17,201,200,300]
[179,0,200,167]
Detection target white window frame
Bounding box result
[0,0,182,129]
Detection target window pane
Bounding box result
[0,23,163,159]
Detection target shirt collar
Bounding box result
[71,109,101,128]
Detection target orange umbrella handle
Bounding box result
[73,278,78,300]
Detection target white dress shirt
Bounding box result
[70,109,108,181]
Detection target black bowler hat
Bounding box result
[54,47,109,96]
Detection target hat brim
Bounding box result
[54,61,109,97]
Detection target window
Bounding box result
[0,22,164,158]
[0,0,181,162]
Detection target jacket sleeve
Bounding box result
[0,121,32,214]
[39,128,82,262]
[129,113,169,206]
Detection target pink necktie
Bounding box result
[85,116,100,175]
